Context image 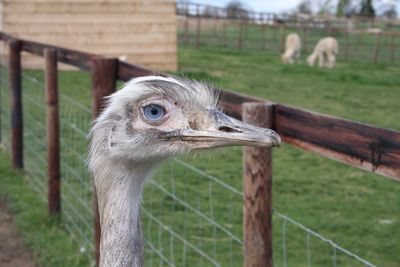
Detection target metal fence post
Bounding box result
[9,40,23,169]
[91,57,117,267]
[45,48,61,215]
[242,102,274,267]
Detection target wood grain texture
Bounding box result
[22,39,93,71]
[275,104,400,180]
[242,103,273,267]
[1,0,177,71]
[219,91,263,120]
[45,48,60,215]
[9,40,23,169]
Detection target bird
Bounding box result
[88,75,281,267]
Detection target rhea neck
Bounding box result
[94,159,154,267]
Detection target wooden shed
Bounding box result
[0,0,177,71]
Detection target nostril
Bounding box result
[218,126,241,133]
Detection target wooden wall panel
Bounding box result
[1,0,177,71]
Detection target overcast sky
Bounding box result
[192,0,400,14]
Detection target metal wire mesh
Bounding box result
[59,91,93,254]
[4,66,95,261]
[143,157,244,267]
[0,62,11,152]
[0,62,377,267]
[21,69,48,201]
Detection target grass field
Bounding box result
[0,152,91,267]
[0,44,399,267]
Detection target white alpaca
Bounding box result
[281,33,302,64]
[307,37,339,68]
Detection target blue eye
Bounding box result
[143,104,165,121]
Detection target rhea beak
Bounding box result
[162,110,281,148]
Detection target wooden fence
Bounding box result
[0,31,399,267]
[177,2,400,65]
[176,1,400,30]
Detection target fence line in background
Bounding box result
[176,1,400,31]
[177,2,400,65]
[0,31,398,267]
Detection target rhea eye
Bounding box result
[143,104,166,121]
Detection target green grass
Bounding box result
[0,151,91,267]
[0,44,399,267]
[177,44,400,131]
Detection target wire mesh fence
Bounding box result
[177,15,400,65]
[0,61,378,267]
[0,61,96,262]
[21,69,48,201]
[0,63,11,152]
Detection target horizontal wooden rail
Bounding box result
[0,32,94,71]
[117,61,160,81]
[219,91,263,119]
[0,31,399,180]
[275,105,400,180]
[23,40,93,71]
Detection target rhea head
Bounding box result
[89,76,280,170]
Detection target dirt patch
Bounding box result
[0,197,35,267]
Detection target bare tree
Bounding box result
[297,0,313,14]
[336,0,352,17]
[359,0,375,17]
[225,1,248,19]
[315,0,335,15]
[202,6,218,18]
[378,3,397,19]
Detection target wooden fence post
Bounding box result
[280,25,286,53]
[45,48,61,215]
[195,5,201,48]
[9,40,23,169]
[373,32,382,64]
[390,34,396,63]
[222,22,227,47]
[303,27,309,53]
[345,30,350,61]
[91,57,117,267]
[262,24,267,50]
[0,51,2,143]
[237,19,244,51]
[184,4,189,44]
[242,102,274,267]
